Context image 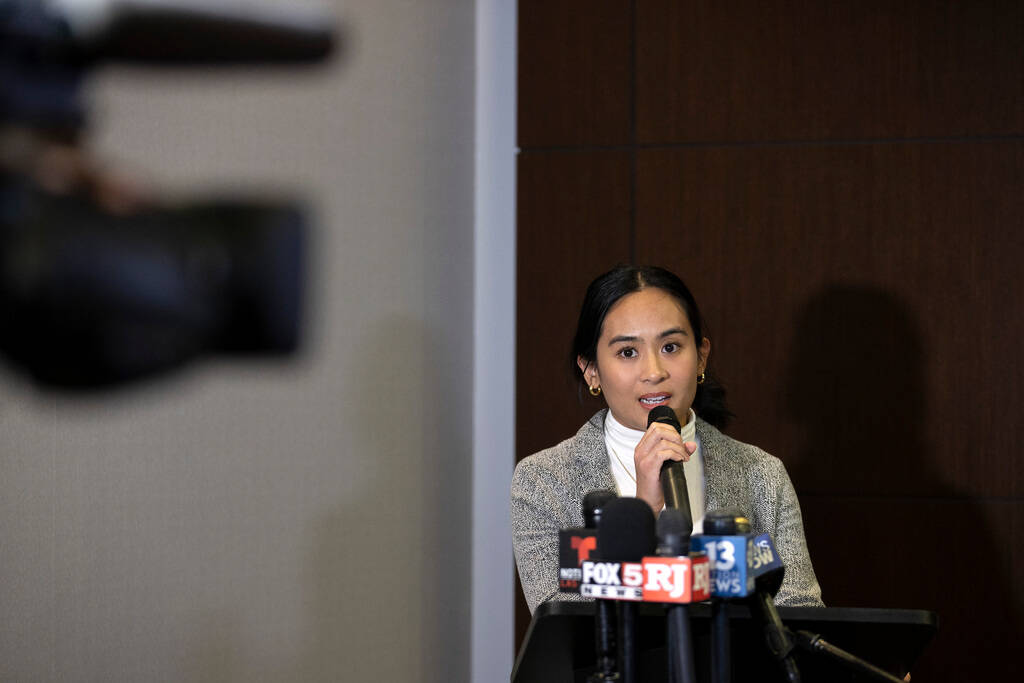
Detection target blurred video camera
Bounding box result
[0,0,336,387]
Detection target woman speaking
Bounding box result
[511,265,823,613]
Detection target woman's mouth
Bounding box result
[639,394,671,408]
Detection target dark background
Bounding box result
[515,1,1023,679]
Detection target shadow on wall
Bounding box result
[782,284,1022,680]
[784,284,926,496]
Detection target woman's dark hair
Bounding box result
[570,265,733,429]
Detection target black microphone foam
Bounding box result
[647,404,681,431]
[703,508,751,535]
[656,508,691,557]
[583,490,617,530]
[597,497,656,561]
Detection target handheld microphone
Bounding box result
[658,509,697,683]
[647,406,693,533]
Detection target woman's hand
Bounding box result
[633,421,697,515]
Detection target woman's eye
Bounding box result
[663,342,680,353]
[617,347,637,359]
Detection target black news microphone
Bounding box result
[707,511,799,683]
[597,498,656,683]
[584,490,617,530]
[657,509,697,683]
[647,405,693,533]
[747,553,800,683]
[703,508,752,683]
[583,490,619,683]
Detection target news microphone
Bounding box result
[583,490,618,683]
[647,406,693,533]
[693,509,755,599]
[658,509,697,683]
[597,497,656,683]
[696,508,751,683]
[745,540,800,683]
[584,490,617,529]
[793,631,907,683]
[557,491,612,593]
[695,510,799,683]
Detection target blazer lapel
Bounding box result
[697,418,724,513]
[573,410,617,498]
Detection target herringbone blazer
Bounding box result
[511,410,824,613]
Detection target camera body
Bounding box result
[0,0,335,386]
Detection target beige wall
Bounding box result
[0,1,476,680]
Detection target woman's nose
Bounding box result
[643,352,667,381]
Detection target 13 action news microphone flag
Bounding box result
[690,532,782,599]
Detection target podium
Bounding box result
[512,601,937,683]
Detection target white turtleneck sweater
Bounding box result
[604,408,706,533]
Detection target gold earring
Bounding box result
[589,384,602,396]
[697,372,706,385]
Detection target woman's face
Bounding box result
[579,287,710,431]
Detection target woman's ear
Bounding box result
[577,356,597,384]
[698,337,711,374]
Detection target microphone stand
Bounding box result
[583,491,619,682]
[793,630,908,683]
[666,598,697,683]
[587,598,619,682]
[656,508,696,683]
[620,602,637,683]
[710,599,730,683]
[749,591,801,683]
[702,508,750,683]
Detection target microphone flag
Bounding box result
[579,555,710,603]
[558,528,598,592]
[690,531,784,598]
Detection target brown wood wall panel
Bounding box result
[635,0,1024,143]
[634,141,1024,499]
[799,497,1024,681]
[515,150,633,646]
[518,0,633,148]
[516,1,1024,675]
[517,151,633,460]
